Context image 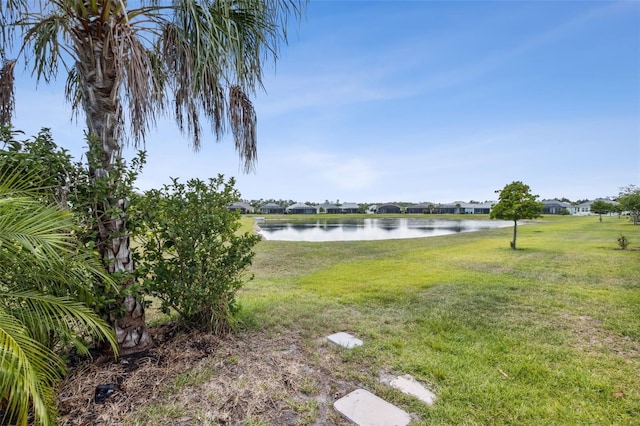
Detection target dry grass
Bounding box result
[58,326,357,425]
[560,313,640,359]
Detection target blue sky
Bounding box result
[11,0,640,204]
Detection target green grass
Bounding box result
[238,215,640,424]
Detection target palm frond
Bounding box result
[118,23,159,146]
[229,85,257,173]
[0,0,29,58]
[22,10,72,84]
[0,308,61,426]
[0,164,53,199]
[0,168,119,425]
[4,290,118,355]
[0,195,75,261]
[158,0,271,164]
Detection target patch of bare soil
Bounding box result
[57,326,359,425]
[561,313,640,360]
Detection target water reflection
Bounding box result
[256,218,512,242]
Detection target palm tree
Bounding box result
[0,0,304,353]
[0,170,118,426]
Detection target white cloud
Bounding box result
[277,147,379,191]
[322,158,378,191]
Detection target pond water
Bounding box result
[255,218,512,242]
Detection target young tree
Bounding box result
[0,1,304,354]
[490,181,543,250]
[617,185,640,225]
[590,200,614,222]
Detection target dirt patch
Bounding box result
[561,313,640,360]
[57,326,359,425]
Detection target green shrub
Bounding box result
[131,176,260,333]
[617,235,629,250]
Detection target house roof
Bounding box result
[318,203,339,209]
[542,199,572,208]
[261,203,283,209]
[229,201,253,209]
[341,202,359,209]
[575,198,618,208]
[287,203,316,210]
[434,202,493,209]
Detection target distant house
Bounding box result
[341,202,360,214]
[286,203,318,214]
[469,202,492,214]
[259,203,285,215]
[318,203,341,214]
[569,198,618,216]
[569,202,590,216]
[228,202,254,214]
[455,202,478,214]
[406,203,433,214]
[542,199,571,215]
[376,203,402,214]
[433,203,458,214]
[431,202,492,214]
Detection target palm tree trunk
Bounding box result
[75,31,152,355]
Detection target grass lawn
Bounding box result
[238,215,639,424]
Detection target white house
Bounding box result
[569,199,618,216]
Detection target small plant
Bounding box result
[299,376,319,395]
[617,235,629,250]
[285,398,319,425]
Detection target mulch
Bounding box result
[57,325,356,425]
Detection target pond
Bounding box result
[255,218,512,242]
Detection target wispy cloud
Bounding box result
[279,148,379,191]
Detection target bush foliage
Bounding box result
[131,176,260,333]
[617,235,629,250]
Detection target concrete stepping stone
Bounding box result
[334,388,411,426]
[390,375,436,406]
[327,332,363,349]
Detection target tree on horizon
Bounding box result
[617,185,640,225]
[590,200,615,222]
